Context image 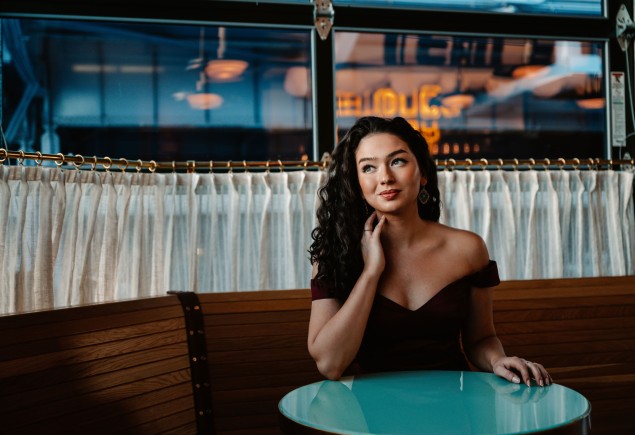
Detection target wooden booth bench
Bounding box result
[1,275,634,434]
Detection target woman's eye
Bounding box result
[391,158,407,166]
[361,165,375,173]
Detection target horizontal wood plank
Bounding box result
[2,276,634,434]
[0,294,196,434]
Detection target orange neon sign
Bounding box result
[336,84,467,149]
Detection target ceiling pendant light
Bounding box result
[179,27,225,110]
[204,27,248,82]
[187,92,224,110]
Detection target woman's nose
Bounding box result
[380,166,394,184]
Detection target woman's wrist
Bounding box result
[359,267,383,283]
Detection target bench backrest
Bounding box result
[1,275,633,434]
[0,296,196,434]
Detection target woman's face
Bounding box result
[355,132,425,215]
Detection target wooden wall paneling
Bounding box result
[1,277,633,434]
[493,276,635,435]
[198,290,321,434]
[0,295,197,434]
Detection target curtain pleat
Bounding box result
[535,171,562,278]
[0,166,633,314]
[486,171,515,281]
[14,168,31,311]
[32,168,54,310]
[94,172,118,303]
[618,171,635,274]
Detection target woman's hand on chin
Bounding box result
[361,212,386,275]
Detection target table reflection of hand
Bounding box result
[308,380,369,433]
[479,372,549,405]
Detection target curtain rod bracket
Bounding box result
[314,0,334,41]
[616,4,635,52]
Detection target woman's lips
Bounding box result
[379,189,400,200]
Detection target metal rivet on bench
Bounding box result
[194,305,200,310]
[189,330,194,335]
[192,357,197,362]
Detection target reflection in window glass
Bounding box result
[1,19,313,161]
[337,0,603,17]
[335,32,605,159]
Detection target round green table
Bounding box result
[279,370,590,434]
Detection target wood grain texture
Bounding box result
[198,290,321,434]
[493,276,635,435]
[1,276,634,434]
[198,277,635,434]
[0,295,196,434]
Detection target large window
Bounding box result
[335,32,605,159]
[336,0,604,17]
[0,0,625,162]
[249,0,604,16]
[1,19,313,161]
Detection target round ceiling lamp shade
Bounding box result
[576,98,605,110]
[441,93,475,110]
[204,59,248,82]
[284,66,310,97]
[187,92,223,110]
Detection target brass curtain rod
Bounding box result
[434,157,635,170]
[1,148,633,172]
[0,148,327,172]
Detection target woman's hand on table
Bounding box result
[492,356,553,387]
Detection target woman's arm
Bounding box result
[461,233,552,387]
[464,287,550,386]
[307,213,386,380]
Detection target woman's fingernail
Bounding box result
[512,376,520,383]
[526,380,531,387]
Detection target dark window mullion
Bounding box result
[312,29,335,160]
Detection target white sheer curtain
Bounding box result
[0,166,324,314]
[1,165,633,314]
[438,168,635,280]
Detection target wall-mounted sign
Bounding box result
[610,71,626,148]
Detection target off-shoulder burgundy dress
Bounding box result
[310,260,500,374]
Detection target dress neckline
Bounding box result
[377,276,469,312]
[375,260,497,312]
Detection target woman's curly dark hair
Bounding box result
[308,116,440,302]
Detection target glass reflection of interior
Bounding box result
[336,0,603,17]
[1,19,313,162]
[298,371,590,434]
[335,32,605,159]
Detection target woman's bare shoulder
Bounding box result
[436,224,490,270]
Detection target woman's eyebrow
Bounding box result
[386,149,408,158]
[357,156,377,164]
[357,149,408,165]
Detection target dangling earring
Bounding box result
[418,185,430,205]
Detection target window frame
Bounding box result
[0,0,629,161]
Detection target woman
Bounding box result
[308,116,551,387]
